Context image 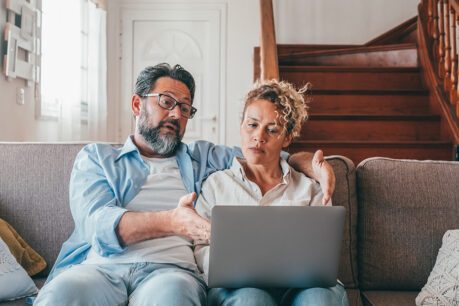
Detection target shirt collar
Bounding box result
[279,157,291,183]
[115,135,141,161]
[115,135,188,162]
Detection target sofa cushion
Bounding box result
[0,143,89,275]
[0,218,46,276]
[0,236,37,302]
[416,229,459,305]
[361,290,418,306]
[357,158,459,290]
[326,156,359,289]
[345,288,363,306]
[0,278,45,306]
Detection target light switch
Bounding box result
[16,88,25,105]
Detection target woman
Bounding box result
[194,79,348,306]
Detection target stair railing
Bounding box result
[259,0,279,80]
[419,0,459,145]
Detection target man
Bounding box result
[35,63,335,305]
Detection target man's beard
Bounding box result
[137,108,182,156]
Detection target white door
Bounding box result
[119,3,227,144]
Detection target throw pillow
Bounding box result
[0,236,38,301]
[416,229,459,306]
[0,218,46,276]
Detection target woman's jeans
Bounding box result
[208,283,349,306]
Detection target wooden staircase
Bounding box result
[254,17,455,165]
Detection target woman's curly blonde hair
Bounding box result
[242,79,310,138]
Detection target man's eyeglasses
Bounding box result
[142,93,197,119]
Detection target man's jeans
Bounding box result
[34,263,206,306]
[208,283,349,306]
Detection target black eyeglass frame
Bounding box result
[142,93,197,119]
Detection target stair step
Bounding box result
[365,16,417,46]
[287,140,453,165]
[308,91,431,116]
[276,44,358,56]
[302,115,441,141]
[279,43,418,67]
[308,114,440,120]
[280,66,424,91]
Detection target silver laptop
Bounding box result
[208,206,345,288]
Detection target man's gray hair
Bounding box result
[134,63,196,103]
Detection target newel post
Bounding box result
[259,0,279,81]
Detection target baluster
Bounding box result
[439,0,446,78]
[428,0,434,35]
[451,8,457,105]
[444,2,451,90]
[433,0,440,60]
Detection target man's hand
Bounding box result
[171,193,211,243]
[288,150,335,205]
[311,150,335,205]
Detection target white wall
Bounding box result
[274,0,419,45]
[0,3,59,142]
[1,0,419,143]
[225,0,261,147]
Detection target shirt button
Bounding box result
[134,184,139,189]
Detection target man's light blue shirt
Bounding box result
[47,136,241,282]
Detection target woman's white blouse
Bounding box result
[194,156,330,279]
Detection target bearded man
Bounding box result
[34,63,335,306]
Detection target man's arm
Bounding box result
[288,150,335,205]
[188,140,241,177]
[116,193,210,247]
[189,141,335,205]
[71,145,209,257]
[69,145,129,256]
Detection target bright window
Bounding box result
[40,0,81,119]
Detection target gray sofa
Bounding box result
[0,143,458,306]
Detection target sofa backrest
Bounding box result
[0,143,89,275]
[326,156,359,289]
[356,157,459,291]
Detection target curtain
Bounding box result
[45,0,82,140]
[86,1,107,141]
[41,0,107,141]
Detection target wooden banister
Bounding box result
[259,0,279,80]
[419,0,459,145]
